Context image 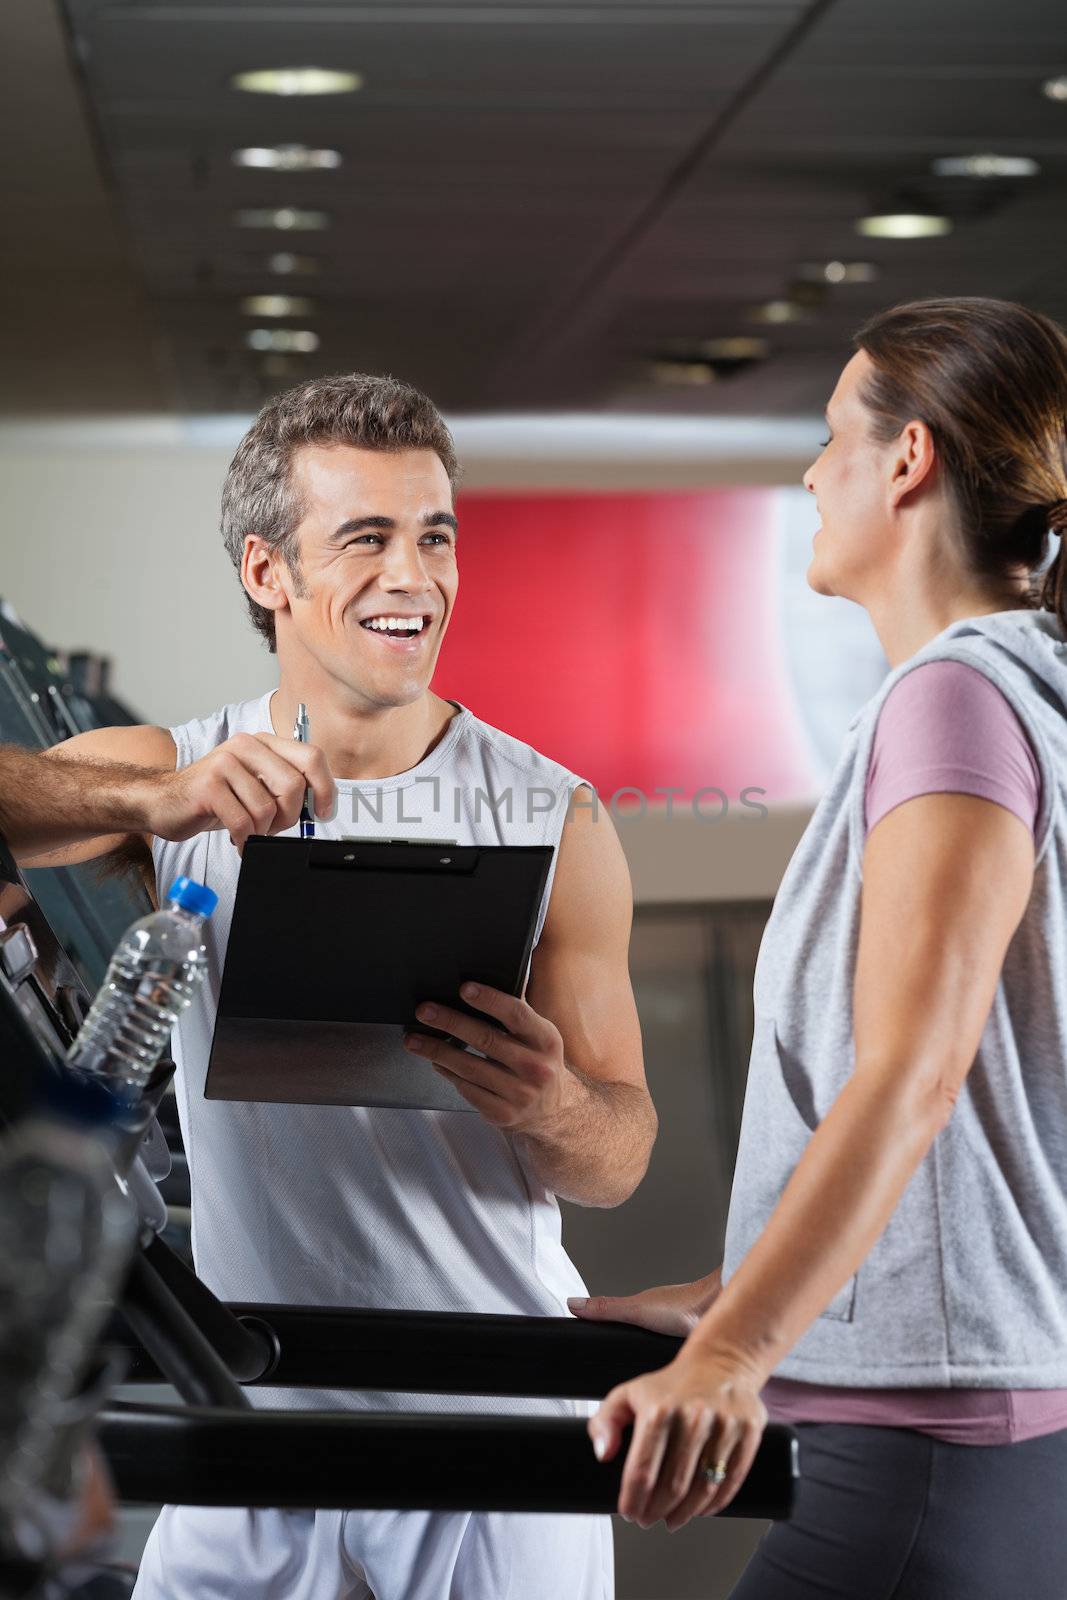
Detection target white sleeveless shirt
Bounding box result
[151,690,591,1416]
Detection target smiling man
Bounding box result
[0,372,655,1600]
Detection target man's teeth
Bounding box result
[362,616,425,633]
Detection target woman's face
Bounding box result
[802,350,900,602]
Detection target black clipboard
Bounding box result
[205,836,553,1113]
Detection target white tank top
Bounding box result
[151,690,591,1416]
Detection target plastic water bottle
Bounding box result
[0,1075,137,1551]
[66,876,218,1098]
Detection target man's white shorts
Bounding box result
[133,1504,614,1599]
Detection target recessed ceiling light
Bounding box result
[931,153,1039,178]
[234,207,330,232]
[696,337,769,360]
[1042,75,1067,101]
[268,252,320,276]
[232,145,342,172]
[748,299,807,324]
[245,329,320,353]
[856,212,952,239]
[231,68,363,97]
[649,360,716,387]
[241,295,315,317]
[799,260,879,285]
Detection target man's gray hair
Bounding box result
[220,371,459,652]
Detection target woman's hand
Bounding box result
[588,1344,768,1531]
[568,1267,723,1339]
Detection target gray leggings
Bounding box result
[728,1422,1067,1600]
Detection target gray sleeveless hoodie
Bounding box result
[721,608,1067,1387]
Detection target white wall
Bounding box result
[4,440,263,729]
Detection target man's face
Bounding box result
[274,444,458,709]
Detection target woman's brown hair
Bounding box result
[852,297,1067,632]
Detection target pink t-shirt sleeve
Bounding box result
[865,660,1041,840]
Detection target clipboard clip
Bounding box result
[307,841,480,875]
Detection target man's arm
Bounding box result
[0,725,337,874]
[517,789,655,1206]
[404,788,657,1208]
[0,726,176,868]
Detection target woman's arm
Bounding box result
[587,789,1034,1529]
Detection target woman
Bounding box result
[570,297,1067,1598]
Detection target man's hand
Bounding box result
[401,792,653,1207]
[568,1268,724,1338]
[403,981,575,1134]
[138,732,336,854]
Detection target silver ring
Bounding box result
[703,1460,728,1485]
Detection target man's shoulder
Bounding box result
[170,689,273,752]
[457,707,590,795]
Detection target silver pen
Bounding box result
[292,701,316,839]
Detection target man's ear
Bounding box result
[241,534,290,619]
[888,419,938,510]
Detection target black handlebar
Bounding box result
[100,1402,799,1520]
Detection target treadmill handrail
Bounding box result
[113,1299,684,1399]
[119,1253,250,1411]
[99,1401,799,1520]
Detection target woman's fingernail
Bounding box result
[461,982,480,999]
[592,1433,607,1461]
[404,1035,424,1052]
[568,1297,588,1310]
[417,1003,438,1022]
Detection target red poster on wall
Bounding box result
[433,490,817,809]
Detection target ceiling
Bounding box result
[5,0,1067,415]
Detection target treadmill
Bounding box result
[0,600,152,992]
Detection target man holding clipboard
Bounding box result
[2,373,656,1600]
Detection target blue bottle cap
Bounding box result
[37,1065,128,1126]
[166,876,219,918]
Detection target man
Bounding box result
[0,373,656,1599]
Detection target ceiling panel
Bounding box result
[58,0,813,409]
[109,106,708,176]
[0,0,165,414]
[469,0,1067,411]
[70,5,801,109]
[2,0,1064,415]
[69,0,799,12]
